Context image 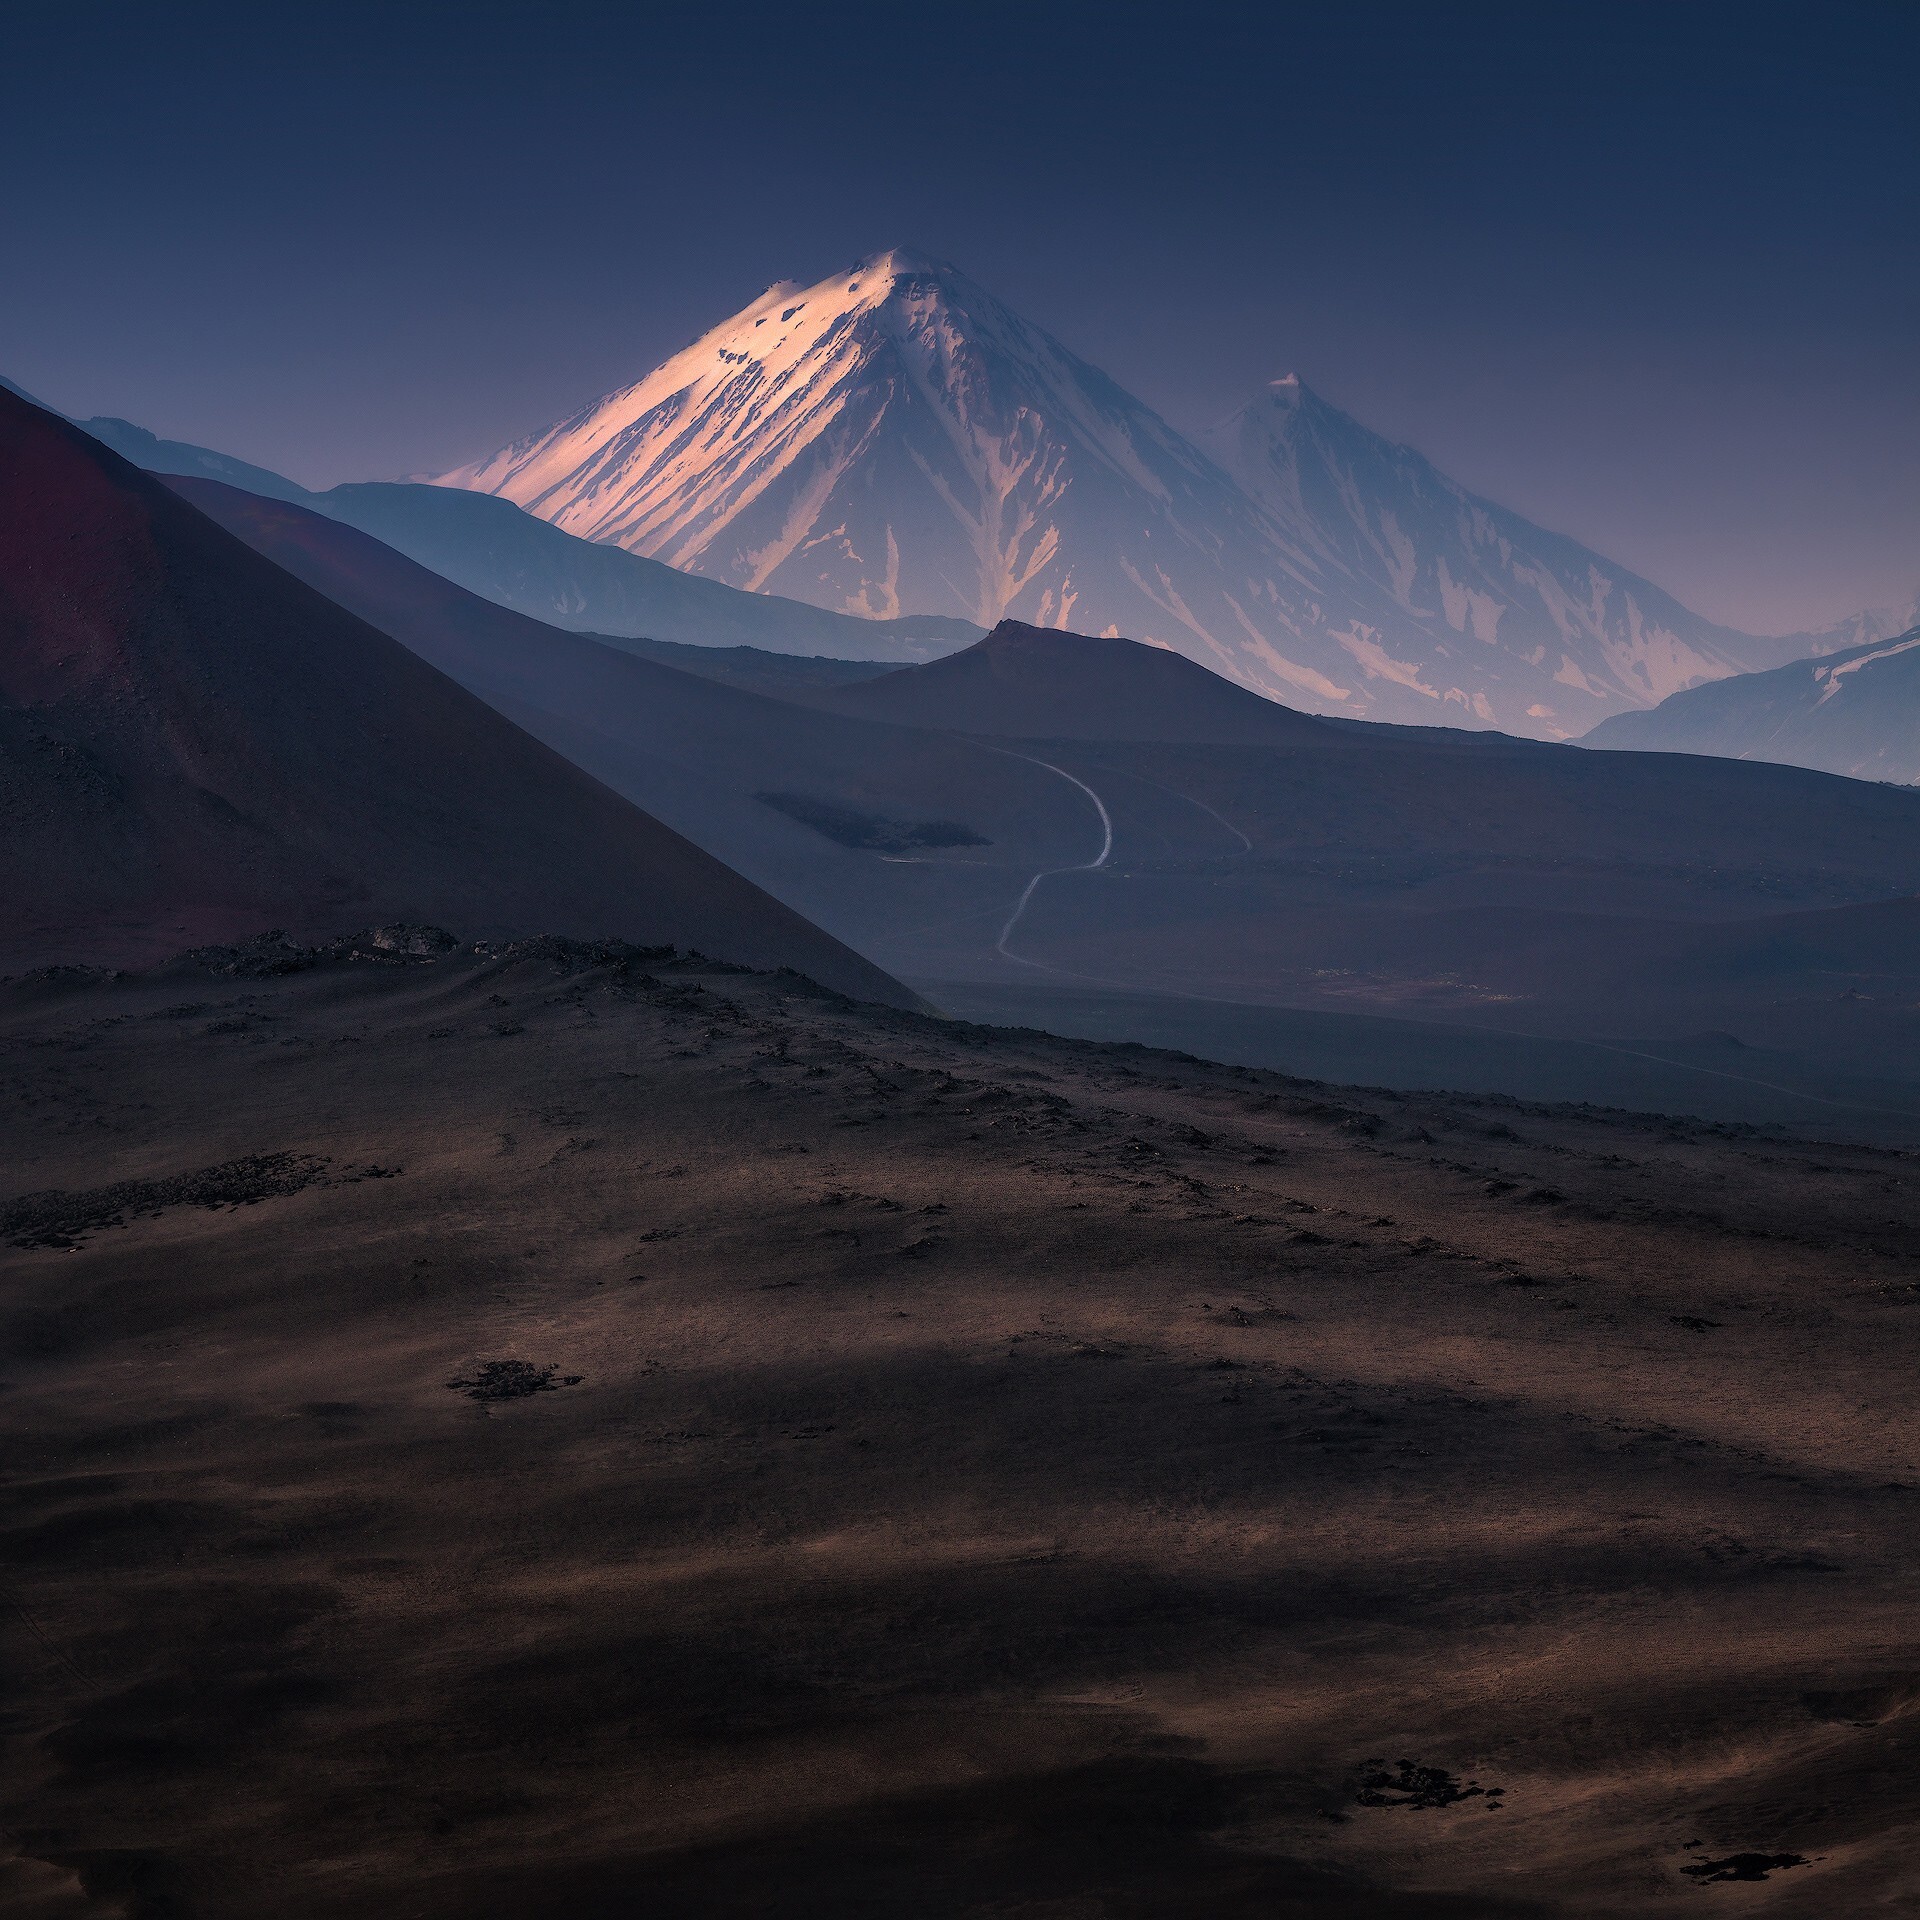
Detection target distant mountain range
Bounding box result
[434,246,1900,737]
[16,251,1908,738]
[64,414,977,664]
[1587,622,1920,782]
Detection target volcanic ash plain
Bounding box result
[2,937,1917,1917]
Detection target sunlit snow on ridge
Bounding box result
[437,248,1814,737]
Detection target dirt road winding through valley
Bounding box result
[988,749,1115,964]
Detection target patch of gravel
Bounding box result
[3,1153,335,1250]
[1681,1852,1808,1884]
[445,1361,584,1403]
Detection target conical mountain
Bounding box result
[437,249,1793,737]
[437,248,1325,664]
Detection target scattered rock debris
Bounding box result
[445,1361,583,1402]
[1351,1760,1504,1811]
[3,1152,333,1250]
[184,924,460,976]
[1681,1851,1809,1884]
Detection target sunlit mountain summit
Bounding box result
[438,248,1806,736]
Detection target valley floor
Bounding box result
[2,941,1917,1917]
[921,978,1920,1148]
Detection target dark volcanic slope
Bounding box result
[3,943,1918,1916]
[609,636,899,699]
[1586,625,1920,784]
[813,619,1335,743]
[157,475,1102,962]
[0,393,913,1006]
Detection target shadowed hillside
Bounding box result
[72,412,979,662]
[810,620,1332,743]
[157,478,1920,1125]
[0,392,915,1006]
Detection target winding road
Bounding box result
[969,753,1901,1119]
[987,752,1114,966]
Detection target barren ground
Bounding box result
[2,940,1917,1917]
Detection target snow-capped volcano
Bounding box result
[1200,375,1768,723]
[439,248,1340,683]
[436,249,1798,734]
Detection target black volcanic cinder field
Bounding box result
[4,939,1918,1916]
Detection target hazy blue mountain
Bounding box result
[1763,594,1920,665]
[64,411,978,663]
[1586,624,1920,782]
[77,413,315,501]
[1202,377,1773,729]
[435,248,1853,738]
[309,481,975,661]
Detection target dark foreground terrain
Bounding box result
[3,939,1918,1917]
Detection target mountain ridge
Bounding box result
[1586,622,1920,783]
[811,618,1335,744]
[432,248,1872,738]
[64,412,978,663]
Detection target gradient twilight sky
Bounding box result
[2,0,1914,635]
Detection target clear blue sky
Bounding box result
[3,0,1914,633]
